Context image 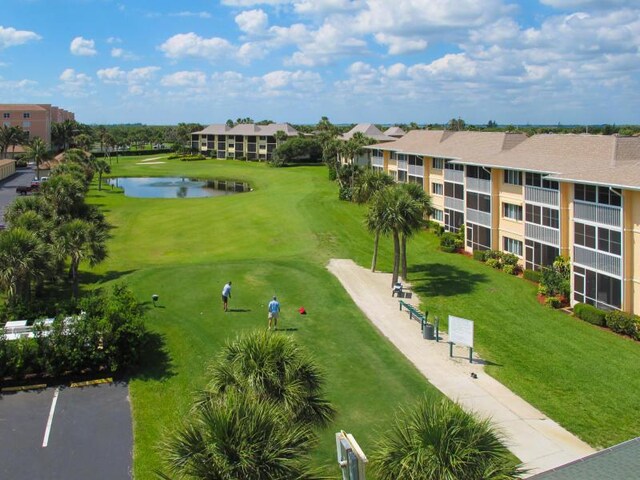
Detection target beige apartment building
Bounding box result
[0,104,75,150]
[191,123,299,161]
[365,131,640,316]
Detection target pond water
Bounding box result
[108,177,250,199]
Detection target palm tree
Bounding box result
[93,158,111,190]
[0,125,25,159]
[371,397,524,480]
[365,187,394,272]
[0,227,46,305]
[23,137,51,179]
[399,182,432,280]
[202,331,335,429]
[3,195,55,225]
[74,133,94,153]
[160,391,318,480]
[53,219,108,297]
[51,120,76,151]
[352,169,394,204]
[41,174,88,218]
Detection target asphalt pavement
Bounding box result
[0,382,132,479]
[0,166,37,224]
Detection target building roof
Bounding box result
[193,123,299,136]
[383,126,406,137]
[0,104,49,112]
[529,437,640,480]
[340,123,396,142]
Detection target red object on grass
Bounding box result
[298,307,306,315]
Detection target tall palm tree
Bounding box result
[41,173,87,218]
[352,168,394,204]
[53,219,108,297]
[3,195,55,225]
[365,187,394,272]
[371,397,524,480]
[399,182,432,280]
[202,331,335,429]
[92,158,111,190]
[160,391,318,480]
[23,137,51,179]
[0,125,25,159]
[51,120,76,151]
[0,227,46,305]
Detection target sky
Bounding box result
[1,0,639,125]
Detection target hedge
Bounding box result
[573,303,607,326]
[523,269,541,283]
[605,310,640,340]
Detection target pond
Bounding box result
[108,177,251,199]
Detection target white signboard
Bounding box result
[448,315,474,348]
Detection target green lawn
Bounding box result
[85,155,640,477]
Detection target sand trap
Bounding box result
[136,161,166,165]
[138,157,162,163]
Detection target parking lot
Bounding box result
[0,166,38,224]
[0,382,132,479]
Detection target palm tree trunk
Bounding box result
[371,230,380,272]
[71,261,79,297]
[36,159,40,180]
[392,230,400,286]
[98,172,102,191]
[401,234,408,281]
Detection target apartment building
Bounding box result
[366,131,640,315]
[0,104,75,149]
[191,123,299,161]
[339,124,397,166]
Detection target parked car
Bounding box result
[16,185,34,195]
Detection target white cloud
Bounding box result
[0,26,41,49]
[284,21,367,66]
[540,0,629,8]
[161,71,207,87]
[59,68,93,97]
[221,0,290,5]
[97,66,160,95]
[159,32,233,59]
[111,47,137,60]
[70,36,97,56]
[375,33,427,55]
[235,9,269,34]
[107,37,122,44]
[171,11,212,18]
[294,0,363,15]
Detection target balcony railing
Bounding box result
[525,222,560,246]
[444,197,464,212]
[466,209,492,227]
[444,169,464,183]
[574,201,621,228]
[573,246,621,277]
[371,155,384,167]
[525,186,559,206]
[466,177,491,194]
[408,164,424,177]
[397,159,408,170]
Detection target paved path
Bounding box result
[328,258,595,477]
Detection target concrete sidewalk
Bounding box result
[328,258,595,477]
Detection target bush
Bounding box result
[473,250,486,262]
[523,269,541,283]
[605,310,640,339]
[440,231,463,253]
[502,264,517,275]
[573,303,607,326]
[428,221,444,237]
[485,258,500,269]
[545,296,563,309]
[502,253,519,266]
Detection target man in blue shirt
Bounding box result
[221,281,232,312]
[268,296,280,330]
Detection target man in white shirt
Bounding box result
[268,296,280,330]
[221,281,232,312]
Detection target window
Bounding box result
[444,161,463,171]
[23,112,30,119]
[432,209,443,222]
[525,240,559,271]
[526,204,559,228]
[597,227,622,255]
[502,203,523,221]
[444,182,464,199]
[431,183,444,195]
[467,224,491,251]
[574,222,596,249]
[575,184,621,206]
[22,121,31,128]
[432,158,445,169]
[397,170,407,182]
[525,172,558,190]
[408,156,423,167]
[466,165,491,180]
[445,209,464,233]
[503,237,523,256]
[574,267,621,310]
[466,192,490,212]
[504,170,522,185]
[408,175,422,184]
[2,113,9,119]
[2,121,9,127]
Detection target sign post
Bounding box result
[448,315,474,363]
[336,431,367,480]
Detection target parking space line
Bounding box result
[42,387,60,448]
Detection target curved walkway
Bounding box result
[328,258,594,477]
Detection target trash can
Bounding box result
[423,322,435,340]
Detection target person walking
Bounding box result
[221,281,232,312]
[268,296,280,330]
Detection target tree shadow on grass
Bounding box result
[80,269,137,287]
[408,263,487,297]
[125,331,175,382]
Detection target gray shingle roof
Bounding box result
[340,123,396,142]
[384,126,406,137]
[529,437,640,480]
[193,123,298,136]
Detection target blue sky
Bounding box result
[1,0,639,125]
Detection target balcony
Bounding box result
[371,155,384,168]
[525,186,559,206]
[444,196,464,212]
[444,169,464,183]
[397,158,408,170]
[466,209,492,227]
[466,177,491,194]
[408,164,424,177]
[574,201,621,228]
[525,222,559,246]
[573,246,621,277]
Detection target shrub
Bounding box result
[502,264,517,275]
[523,269,541,283]
[485,258,500,269]
[540,257,570,298]
[428,221,444,237]
[440,232,463,253]
[484,250,502,261]
[605,310,640,339]
[473,250,486,262]
[545,296,563,309]
[573,303,607,326]
[502,253,519,266]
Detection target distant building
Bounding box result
[0,104,75,152]
[191,123,299,161]
[383,126,406,138]
[339,123,397,166]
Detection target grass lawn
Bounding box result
[85,155,640,476]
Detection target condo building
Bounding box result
[365,131,640,315]
[191,123,299,161]
[0,104,75,149]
